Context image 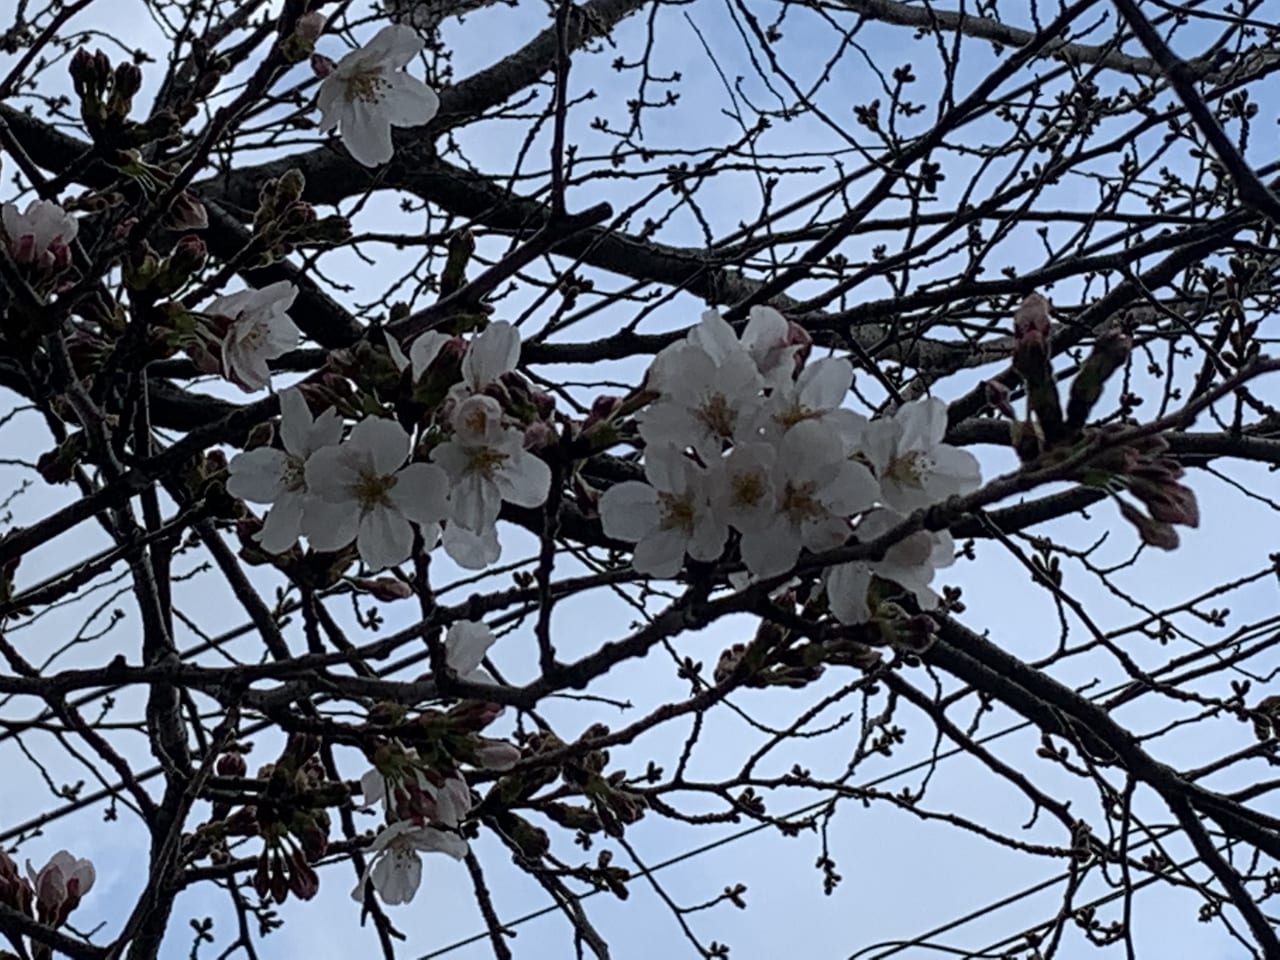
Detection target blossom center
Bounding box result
[354,470,397,510]
[886,451,928,488]
[695,392,737,440]
[282,456,306,492]
[344,68,390,105]
[729,470,768,510]
[780,480,821,524]
[657,491,696,533]
[463,446,508,479]
[774,401,814,430]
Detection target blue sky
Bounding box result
[1,1,1278,958]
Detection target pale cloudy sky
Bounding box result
[0,2,1276,959]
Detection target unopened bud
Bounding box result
[111,62,142,105]
[310,53,336,79]
[169,191,208,231]
[984,379,1016,419]
[1013,292,1051,338]
[276,168,306,205]
[475,739,522,771]
[216,752,248,777]
[353,577,414,601]
[1116,497,1180,550]
[1066,329,1131,431]
[523,421,556,451]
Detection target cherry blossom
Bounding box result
[711,442,777,534]
[431,395,551,533]
[207,280,300,392]
[638,342,764,460]
[316,24,440,167]
[862,397,982,513]
[226,388,343,552]
[445,619,496,683]
[1,199,77,271]
[738,421,879,579]
[824,508,957,624]
[600,444,728,578]
[753,355,865,448]
[303,417,450,569]
[26,850,94,927]
[453,321,520,399]
[350,820,467,906]
[690,306,799,386]
[361,760,472,826]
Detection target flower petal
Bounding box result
[442,522,501,569]
[445,620,495,677]
[496,450,551,508]
[358,506,414,570]
[380,72,440,128]
[301,498,360,552]
[633,527,687,579]
[389,462,451,527]
[599,482,659,543]
[343,98,394,167]
[226,448,289,503]
[463,321,520,391]
[350,416,410,476]
[257,492,305,554]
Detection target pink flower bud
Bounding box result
[984,379,1016,419]
[0,850,33,916]
[475,739,522,771]
[26,851,94,927]
[310,53,335,78]
[354,577,414,601]
[523,421,556,451]
[216,752,248,777]
[589,395,622,423]
[1013,292,1052,338]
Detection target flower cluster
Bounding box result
[600,308,982,623]
[227,322,550,571]
[1,199,78,273]
[352,620,520,906]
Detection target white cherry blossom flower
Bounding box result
[754,356,865,448]
[452,321,520,400]
[711,442,777,534]
[445,619,496,683]
[226,388,343,553]
[738,421,879,579]
[638,343,763,460]
[208,281,300,393]
[351,820,467,906]
[2,199,77,270]
[431,395,551,533]
[824,508,957,624]
[863,397,982,513]
[303,416,450,569]
[691,307,798,386]
[317,24,440,167]
[600,444,728,578]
